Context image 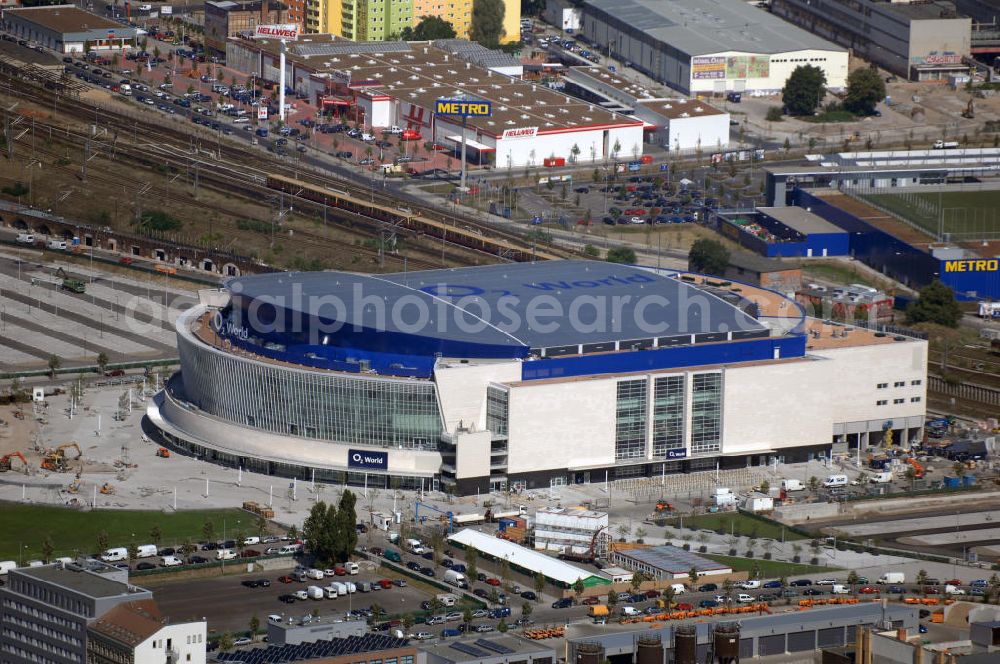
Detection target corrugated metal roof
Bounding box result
[448,529,609,586]
[614,545,731,574]
[585,0,845,56]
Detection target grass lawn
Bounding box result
[670,512,807,541]
[803,110,857,123]
[705,554,833,576]
[0,503,251,562]
[864,191,1000,240]
[801,262,889,291]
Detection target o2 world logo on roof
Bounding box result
[435,98,492,117]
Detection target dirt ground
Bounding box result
[0,92,468,273]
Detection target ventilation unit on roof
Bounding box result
[695,106,703,112]
[520,113,530,119]
[417,87,426,93]
[448,69,457,75]
[680,112,689,117]
[466,62,471,69]
[410,75,419,80]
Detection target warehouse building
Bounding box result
[771,0,971,80]
[563,66,730,150]
[610,545,732,581]
[716,206,850,258]
[567,604,918,660]
[1,5,137,55]
[225,37,644,168]
[421,636,556,664]
[577,0,848,95]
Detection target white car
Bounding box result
[293,590,308,600]
[411,632,434,640]
[324,568,338,577]
[267,614,283,622]
[816,579,837,586]
[233,637,252,646]
[736,593,755,603]
[740,580,761,589]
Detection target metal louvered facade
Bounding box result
[175,307,443,449]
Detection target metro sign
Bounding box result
[435,98,492,117]
[254,24,299,40]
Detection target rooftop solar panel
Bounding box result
[450,642,489,657]
[475,639,515,654]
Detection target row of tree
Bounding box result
[401,0,507,49]
[780,65,886,118]
[302,491,359,566]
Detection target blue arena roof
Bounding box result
[224,261,766,359]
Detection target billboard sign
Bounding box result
[348,449,388,470]
[913,51,961,65]
[435,98,492,117]
[943,259,998,273]
[254,24,299,40]
[160,5,172,13]
[257,105,268,121]
[691,55,725,80]
[502,126,537,139]
[747,55,770,78]
[666,449,688,459]
[726,56,748,79]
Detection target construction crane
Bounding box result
[415,502,454,533]
[41,443,82,472]
[906,457,925,479]
[558,524,608,563]
[0,451,28,473]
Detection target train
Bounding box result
[264,173,563,262]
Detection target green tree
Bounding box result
[662,585,676,608]
[846,570,860,596]
[218,633,234,652]
[906,280,961,328]
[181,539,195,557]
[573,578,585,600]
[249,615,260,639]
[401,15,457,40]
[497,618,508,633]
[583,244,600,258]
[40,537,54,563]
[465,547,478,581]
[629,572,644,593]
[521,601,533,621]
[47,355,61,378]
[288,524,299,540]
[807,476,820,493]
[607,590,618,607]
[606,247,637,264]
[688,567,699,588]
[97,530,110,554]
[843,67,886,117]
[463,608,473,632]
[688,238,730,275]
[782,65,827,116]
[765,106,783,122]
[469,0,505,48]
[303,500,338,565]
[127,543,139,564]
[203,520,216,543]
[533,572,545,595]
[96,352,109,375]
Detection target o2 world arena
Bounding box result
[147,260,928,494]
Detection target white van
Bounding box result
[216,548,237,561]
[306,568,324,580]
[832,584,849,595]
[669,583,687,595]
[307,585,324,600]
[325,585,339,599]
[161,555,183,567]
[243,536,261,546]
[868,471,893,484]
[278,544,300,555]
[136,544,158,559]
[622,606,640,616]
[822,474,848,488]
[47,239,67,250]
[101,547,128,562]
[739,580,760,590]
[0,560,17,575]
[119,83,131,96]
[781,479,804,492]
[346,562,359,575]
[16,233,34,244]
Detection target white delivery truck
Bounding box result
[47,239,68,250]
[781,479,804,491]
[868,471,893,484]
[307,586,324,600]
[878,572,905,584]
[101,547,128,562]
[16,233,34,244]
[136,544,158,558]
[216,549,237,561]
[161,555,183,567]
[823,475,848,488]
[444,570,468,588]
[832,585,849,595]
[622,606,640,616]
[945,584,966,595]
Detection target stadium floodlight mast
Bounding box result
[253,24,300,123]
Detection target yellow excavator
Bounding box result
[99,482,116,495]
[41,443,82,472]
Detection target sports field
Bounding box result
[863,190,1000,241]
[0,503,250,562]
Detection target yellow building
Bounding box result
[410,0,519,43]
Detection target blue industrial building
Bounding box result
[717,207,849,258]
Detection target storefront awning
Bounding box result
[445,135,496,152]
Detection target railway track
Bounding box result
[0,68,572,263]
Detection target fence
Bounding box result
[929,375,1000,407]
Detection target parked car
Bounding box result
[581,597,600,605]
[552,598,573,609]
[790,579,813,587]
[698,583,718,592]
[763,581,782,589]
[858,586,879,594]
[520,591,537,600]
[485,578,501,586]
[278,594,296,604]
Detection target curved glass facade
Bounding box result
[176,307,443,449]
